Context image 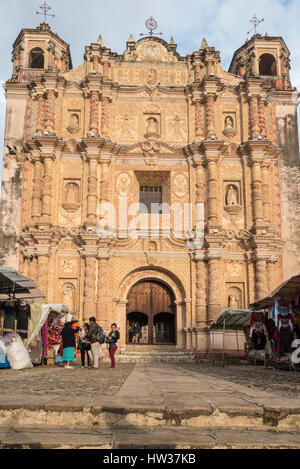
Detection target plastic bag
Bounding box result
[0,337,6,356]
[5,334,33,370]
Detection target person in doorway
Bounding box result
[86,317,101,369]
[132,322,141,344]
[79,323,92,368]
[106,323,120,369]
[61,321,79,369]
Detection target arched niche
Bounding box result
[259,53,277,76]
[29,47,45,69]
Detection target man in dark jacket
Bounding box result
[87,317,101,369]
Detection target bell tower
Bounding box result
[229,33,292,90]
[10,22,72,82]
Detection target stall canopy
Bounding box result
[0,267,45,300]
[210,309,252,330]
[249,274,300,310]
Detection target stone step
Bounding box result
[1,426,300,449]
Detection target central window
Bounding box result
[140,186,162,214]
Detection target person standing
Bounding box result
[61,322,79,369]
[106,323,120,369]
[79,323,92,368]
[87,317,101,369]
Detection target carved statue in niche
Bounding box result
[145,117,160,138]
[228,293,239,309]
[67,113,80,134]
[62,282,75,312]
[66,182,79,203]
[148,241,157,252]
[223,115,237,137]
[117,173,131,194]
[63,182,80,212]
[225,116,234,128]
[226,185,239,206]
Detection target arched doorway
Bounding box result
[126,280,176,345]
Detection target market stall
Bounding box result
[26,304,79,365]
[0,267,45,369]
[249,274,300,369]
[210,309,253,366]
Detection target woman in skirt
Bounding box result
[61,322,79,369]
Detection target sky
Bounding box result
[0,0,300,187]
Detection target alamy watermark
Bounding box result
[96,196,205,249]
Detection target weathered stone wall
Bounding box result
[0,94,27,268]
[276,103,300,279]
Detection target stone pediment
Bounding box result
[124,37,180,63]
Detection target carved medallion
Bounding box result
[174,174,187,198]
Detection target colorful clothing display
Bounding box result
[48,320,63,345]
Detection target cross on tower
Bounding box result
[247,15,264,36]
[36,1,55,23]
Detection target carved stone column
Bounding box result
[92,55,99,73]
[41,156,55,223]
[249,95,260,139]
[31,156,43,221]
[89,91,99,135]
[206,58,215,76]
[195,100,204,141]
[87,156,98,221]
[207,255,221,323]
[195,163,205,204]
[251,160,264,227]
[83,251,97,319]
[37,252,50,301]
[195,257,207,327]
[261,163,271,225]
[100,162,110,202]
[205,94,216,138]
[255,256,268,301]
[194,63,201,82]
[36,94,45,135]
[101,97,110,138]
[96,250,110,324]
[258,98,267,138]
[103,61,110,79]
[207,160,218,226]
[44,91,56,133]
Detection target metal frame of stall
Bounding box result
[210,309,254,367]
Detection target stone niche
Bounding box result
[223,112,237,138]
[226,283,245,309]
[62,179,81,212]
[223,181,242,214]
[67,110,81,135]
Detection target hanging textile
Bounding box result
[41,319,50,358]
[16,303,31,339]
[3,301,17,336]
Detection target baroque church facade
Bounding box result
[0,21,299,352]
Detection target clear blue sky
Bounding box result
[1,0,300,188]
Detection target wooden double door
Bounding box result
[126,280,176,345]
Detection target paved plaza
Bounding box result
[0,361,300,448]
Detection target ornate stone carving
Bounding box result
[89,91,99,135]
[258,98,267,138]
[255,258,268,301]
[195,100,204,140]
[44,91,56,134]
[167,115,187,141]
[223,115,237,138]
[173,174,187,198]
[205,94,216,137]
[249,95,260,139]
[117,173,131,195]
[115,115,137,140]
[101,97,110,137]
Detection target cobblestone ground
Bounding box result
[0,360,134,397]
[177,362,300,397]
